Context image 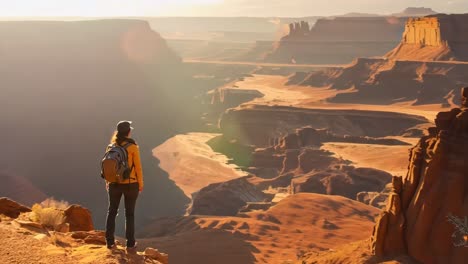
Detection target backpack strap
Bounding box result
[122,142,136,172]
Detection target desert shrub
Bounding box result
[31,197,69,229]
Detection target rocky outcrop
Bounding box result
[387,14,468,61]
[370,88,468,263]
[187,176,273,216]
[64,205,94,232]
[0,198,31,218]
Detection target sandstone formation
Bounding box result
[386,14,468,61]
[265,17,405,64]
[370,88,468,263]
[0,198,31,218]
[64,205,94,232]
[187,176,273,216]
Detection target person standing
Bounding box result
[102,120,143,249]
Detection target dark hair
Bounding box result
[110,130,130,145]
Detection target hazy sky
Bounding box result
[0,0,467,17]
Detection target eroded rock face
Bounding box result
[64,205,94,232]
[0,197,31,218]
[371,88,468,263]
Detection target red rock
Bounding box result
[64,205,94,232]
[0,197,31,218]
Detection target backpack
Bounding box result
[100,142,134,183]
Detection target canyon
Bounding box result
[3,9,468,264]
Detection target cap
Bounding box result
[117,120,134,134]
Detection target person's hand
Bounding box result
[105,182,109,191]
[139,186,143,193]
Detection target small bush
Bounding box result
[31,197,69,229]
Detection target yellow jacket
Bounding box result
[109,139,144,188]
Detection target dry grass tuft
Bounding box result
[31,197,69,229]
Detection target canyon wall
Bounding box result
[371,88,468,263]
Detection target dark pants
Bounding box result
[105,182,139,247]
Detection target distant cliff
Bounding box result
[265,17,405,64]
[387,14,468,61]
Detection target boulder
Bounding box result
[64,205,94,232]
[0,197,31,218]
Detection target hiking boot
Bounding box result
[126,242,138,250]
[106,243,116,250]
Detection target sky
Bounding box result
[0,0,467,17]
